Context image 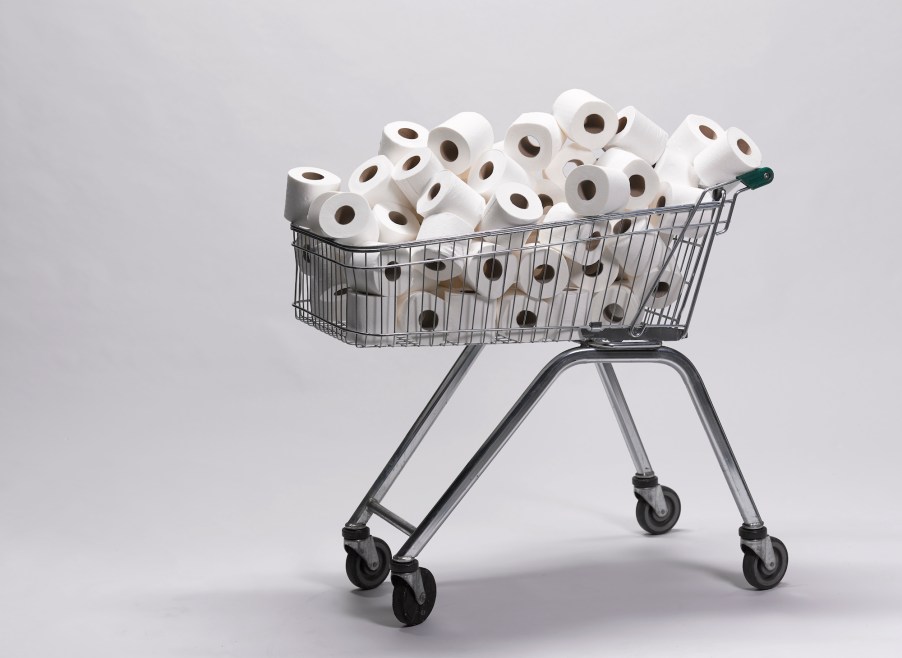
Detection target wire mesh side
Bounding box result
[293,199,726,347]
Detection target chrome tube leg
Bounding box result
[345,344,483,528]
[596,363,654,477]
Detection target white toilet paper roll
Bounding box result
[414,213,473,284]
[504,112,565,174]
[284,167,341,227]
[373,203,419,243]
[536,202,611,265]
[309,284,350,325]
[609,217,668,282]
[349,155,410,208]
[548,288,593,340]
[606,106,669,165]
[463,241,519,300]
[468,148,532,201]
[315,192,379,245]
[653,149,700,187]
[392,148,445,206]
[517,245,572,300]
[666,114,725,160]
[416,170,486,228]
[551,89,618,149]
[693,127,763,187]
[564,164,630,216]
[348,249,417,295]
[649,182,709,240]
[589,283,642,326]
[379,120,429,163]
[417,211,474,241]
[428,112,494,176]
[568,249,621,292]
[479,182,544,249]
[543,142,595,190]
[345,291,398,346]
[532,179,565,216]
[440,286,497,342]
[497,291,550,340]
[397,290,447,337]
[640,266,685,310]
[305,191,338,235]
[595,148,660,211]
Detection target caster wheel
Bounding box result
[345,537,391,590]
[391,567,437,626]
[742,536,788,590]
[635,485,681,535]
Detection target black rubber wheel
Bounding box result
[391,567,437,626]
[635,485,681,535]
[345,537,391,590]
[742,536,788,590]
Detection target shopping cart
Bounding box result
[292,167,784,626]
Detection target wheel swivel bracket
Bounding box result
[634,484,669,517]
[392,559,427,604]
[740,536,776,571]
[343,526,380,571]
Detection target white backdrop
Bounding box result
[2,1,901,655]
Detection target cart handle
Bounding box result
[736,167,774,190]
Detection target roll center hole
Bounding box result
[584,114,605,134]
[335,206,355,225]
[418,310,439,331]
[533,264,555,283]
[301,171,324,181]
[388,211,407,226]
[538,194,553,212]
[518,135,541,158]
[578,179,596,201]
[428,183,441,200]
[440,140,459,162]
[603,303,625,323]
[737,138,752,155]
[613,218,632,234]
[585,230,602,251]
[698,124,717,140]
[479,161,494,180]
[655,195,667,208]
[482,258,503,281]
[402,155,420,171]
[654,282,670,298]
[617,116,628,134]
[358,165,378,183]
[384,262,402,282]
[515,310,538,328]
[398,127,418,140]
[424,259,446,272]
[629,174,645,197]
[510,193,528,209]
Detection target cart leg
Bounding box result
[342,345,483,590]
[596,363,679,531]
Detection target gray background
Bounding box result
[2,1,901,655]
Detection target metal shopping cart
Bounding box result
[292,167,783,626]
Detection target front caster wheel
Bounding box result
[635,485,681,535]
[742,536,788,590]
[391,567,437,626]
[345,537,391,590]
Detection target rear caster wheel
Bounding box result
[391,567,437,626]
[635,485,681,535]
[345,537,391,590]
[742,536,788,590]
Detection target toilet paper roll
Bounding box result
[497,291,550,340]
[653,149,700,187]
[284,167,341,227]
[610,217,668,281]
[693,127,763,187]
[305,191,338,235]
[552,89,618,149]
[543,142,595,189]
[414,213,473,284]
[479,182,544,249]
[397,290,447,337]
[468,148,532,201]
[345,291,398,346]
[315,192,379,245]
[649,182,709,240]
[428,112,494,176]
[666,114,725,160]
[589,283,642,326]
[392,148,445,206]
[463,241,519,300]
[517,245,572,300]
[595,148,660,211]
[440,286,497,342]
[504,112,565,174]
[640,266,685,310]
[416,170,486,228]
[349,155,410,208]
[606,106,669,165]
[564,164,630,215]
[379,120,430,163]
[373,203,420,243]
[537,202,612,265]
[568,249,621,293]
[548,288,593,340]
[348,249,417,295]
[309,284,350,325]
[417,211,474,241]
[532,179,565,216]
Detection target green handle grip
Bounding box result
[737,167,774,190]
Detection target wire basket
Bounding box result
[292,176,762,347]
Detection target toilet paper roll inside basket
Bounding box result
[552,89,618,149]
[568,249,621,293]
[532,179,565,217]
[440,285,497,342]
[609,217,668,283]
[468,148,532,201]
[416,170,486,228]
[284,166,341,227]
[693,127,762,187]
[496,291,550,340]
[639,266,685,310]
[314,192,380,245]
[517,245,572,300]
[397,290,447,338]
[606,106,669,165]
[345,291,399,346]
[392,148,445,206]
[595,148,660,211]
[543,142,595,190]
[548,287,593,340]
[428,112,494,176]
[463,241,520,300]
[379,120,429,164]
[373,203,420,243]
[564,164,630,216]
[349,155,410,209]
[504,112,565,174]
[666,114,726,160]
[347,249,418,295]
[589,283,642,326]
[537,202,612,265]
[480,182,544,249]
[414,212,475,284]
[649,182,710,240]
[309,284,350,326]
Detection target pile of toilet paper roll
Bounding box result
[286,89,763,342]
